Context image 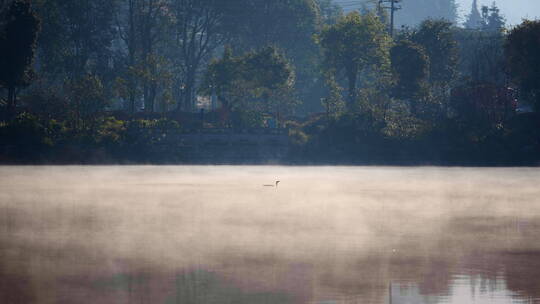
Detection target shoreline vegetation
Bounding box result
[1,111,538,167]
[1,1,539,166]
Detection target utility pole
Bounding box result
[378,0,402,37]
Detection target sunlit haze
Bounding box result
[2,166,540,303]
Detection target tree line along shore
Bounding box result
[1,0,539,164]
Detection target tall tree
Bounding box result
[169,0,227,112]
[411,20,458,85]
[115,0,171,113]
[405,19,458,117]
[318,11,391,110]
[224,0,320,52]
[202,46,295,125]
[35,0,118,78]
[505,20,540,112]
[483,2,505,32]
[464,0,483,29]
[223,0,321,115]
[0,0,40,111]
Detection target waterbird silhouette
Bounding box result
[263,181,280,188]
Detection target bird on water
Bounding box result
[263,181,280,187]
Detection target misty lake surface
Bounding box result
[1,166,540,304]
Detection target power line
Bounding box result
[379,0,401,37]
[338,0,402,37]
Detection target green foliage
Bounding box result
[0,108,187,163]
[243,47,295,94]
[34,0,118,77]
[125,118,180,141]
[64,74,109,129]
[505,20,540,111]
[0,0,538,164]
[410,19,458,85]
[354,85,391,121]
[390,40,430,102]
[289,128,309,147]
[224,0,320,51]
[118,54,174,112]
[318,11,391,109]
[95,117,126,145]
[321,73,346,119]
[392,19,459,120]
[203,46,296,123]
[484,4,505,32]
[382,100,431,140]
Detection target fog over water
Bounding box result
[1,166,540,304]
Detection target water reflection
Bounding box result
[390,272,537,304]
[1,166,540,304]
[391,275,521,304]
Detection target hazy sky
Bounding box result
[457,0,540,26]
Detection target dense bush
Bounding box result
[0,110,184,163]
